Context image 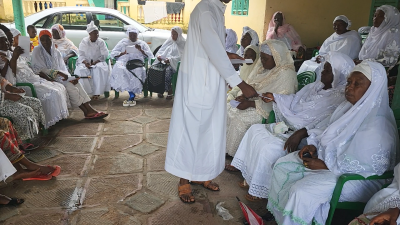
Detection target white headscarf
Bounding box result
[236,26,259,57]
[9,28,21,38]
[225,29,238,53]
[274,51,353,131]
[126,27,139,36]
[86,21,98,34]
[333,15,351,29]
[309,61,398,177]
[155,26,186,70]
[359,5,400,67]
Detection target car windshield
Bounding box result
[115,12,150,33]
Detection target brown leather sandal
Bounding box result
[238,179,249,188]
[245,193,263,202]
[191,181,220,191]
[178,184,195,204]
[224,164,239,172]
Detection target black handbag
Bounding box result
[126,59,147,88]
[147,63,169,94]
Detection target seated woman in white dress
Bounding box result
[226,39,298,157]
[357,5,400,68]
[266,11,305,55]
[110,27,154,107]
[236,26,259,57]
[227,44,260,99]
[31,30,107,120]
[349,163,400,225]
[51,24,78,66]
[153,26,185,99]
[74,21,111,100]
[226,28,238,54]
[298,15,361,74]
[3,29,69,128]
[267,61,398,225]
[226,51,353,201]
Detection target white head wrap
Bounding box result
[225,29,238,53]
[0,30,6,38]
[333,15,351,29]
[9,28,21,38]
[126,27,139,36]
[153,26,186,70]
[350,61,372,81]
[86,21,98,34]
[260,42,272,55]
[236,26,260,56]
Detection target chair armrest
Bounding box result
[16,83,37,98]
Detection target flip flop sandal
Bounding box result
[245,193,263,202]
[129,101,137,107]
[166,94,173,100]
[238,180,249,188]
[48,165,61,177]
[224,164,239,172]
[190,181,220,191]
[178,184,195,204]
[0,198,24,207]
[22,143,39,151]
[85,112,109,120]
[22,174,52,181]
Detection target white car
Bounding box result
[3,7,172,54]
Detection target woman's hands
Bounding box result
[5,85,25,94]
[369,208,400,225]
[284,128,308,152]
[298,145,328,170]
[57,71,68,81]
[236,99,255,110]
[4,92,22,102]
[261,92,274,103]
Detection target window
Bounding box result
[231,0,249,16]
[61,12,87,30]
[47,14,62,28]
[91,13,127,32]
[33,17,48,28]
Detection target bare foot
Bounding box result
[178,179,195,203]
[224,164,239,172]
[12,168,41,180]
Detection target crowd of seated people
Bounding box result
[2,5,400,225]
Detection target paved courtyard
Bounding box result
[0,92,273,225]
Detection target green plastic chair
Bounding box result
[324,64,400,225]
[261,71,316,124]
[312,49,319,57]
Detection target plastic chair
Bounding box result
[261,71,316,124]
[297,71,316,90]
[324,64,400,225]
[312,49,319,57]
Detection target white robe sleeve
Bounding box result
[78,40,89,64]
[199,11,242,87]
[97,39,109,62]
[111,39,126,59]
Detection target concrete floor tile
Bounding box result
[144,108,172,119]
[131,115,158,124]
[2,210,67,225]
[25,148,60,163]
[83,174,142,205]
[97,135,142,153]
[125,192,165,213]
[146,120,170,133]
[76,208,141,225]
[103,121,143,135]
[129,143,160,156]
[0,207,19,222]
[91,154,143,175]
[146,151,166,171]
[146,133,168,147]
[147,172,179,198]
[58,123,102,136]
[43,154,91,177]
[48,137,97,154]
[107,109,142,121]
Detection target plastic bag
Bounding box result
[216,202,234,220]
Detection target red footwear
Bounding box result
[22,174,52,181]
[48,165,61,177]
[85,112,108,120]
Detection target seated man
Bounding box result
[30,30,108,119]
[110,27,154,106]
[74,21,111,100]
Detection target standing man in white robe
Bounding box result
[165,0,257,203]
[74,21,111,99]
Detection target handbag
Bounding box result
[126,59,147,89]
[147,63,169,94]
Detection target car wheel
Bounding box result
[153,46,161,56]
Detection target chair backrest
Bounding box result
[312,49,319,57]
[297,71,316,91]
[390,64,400,130]
[237,44,240,49]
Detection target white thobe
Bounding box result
[165,0,242,181]
[74,37,111,95]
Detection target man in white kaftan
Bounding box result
[75,21,111,97]
[165,0,257,203]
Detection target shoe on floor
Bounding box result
[130,101,137,106]
[123,100,132,107]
